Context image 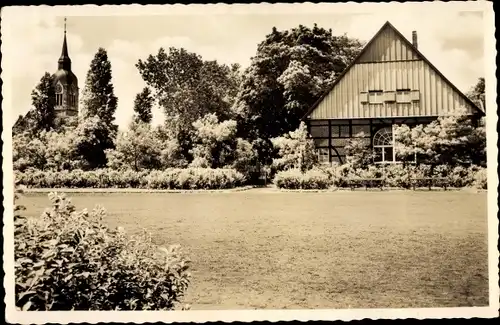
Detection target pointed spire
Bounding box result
[58,17,72,71]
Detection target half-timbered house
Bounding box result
[303,21,484,165]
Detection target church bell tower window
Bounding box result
[55,83,63,106]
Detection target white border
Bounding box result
[2,2,498,323]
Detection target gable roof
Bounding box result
[302,21,484,120]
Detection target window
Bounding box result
[384,91,396,103]
[368,91,384,104]
[340,125,350,137]
[310,125,329,137]
[314,138,328,147]
[396,90,411,103]
[317,148,330,165]
[410,90,420,101]
[352,125,370,137]
[56,94,63,106]
[373,127,395,164]
[360,92,368,103]
[331,124,350,138]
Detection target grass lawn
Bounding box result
[19,189,489,310]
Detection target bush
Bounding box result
[472,167,487,189]
[15,192,190,310]
[274,168,332,190]
[15,168,245,190]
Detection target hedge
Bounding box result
[274,164,487,190]
[16,168,246,190]
[274,168,333,190]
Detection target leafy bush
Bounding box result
[271,122,318,172]
[274,168,332,190]
[15,192,190,310]
[472,167,487,189]
[16,168,245,190]
[274,168,302,189]
[301,168,333,189]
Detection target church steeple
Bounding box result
[53,17,79,119]
[58,18,71,71]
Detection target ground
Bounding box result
[20,189,489,309]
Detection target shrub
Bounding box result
[301,168,333,189]
[472,167,487,189]
[15,192,190,310]
[274,168,332,190]
[15,168,245,190]
[274,168,302,189]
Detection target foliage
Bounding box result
[231,138,260,180]
[72,116,116,170]
[13,128,82,172]
[274,168,332,190]
[393,107,486,167]
[136,47,241,131]
[16,168,245,190]
[466,77,486,112]
[133,87,154,124]
[79,48,118,168]
[190,113,238,168]
[106,121,163,171]
[15,192,190,310]
[14,73,57,135]
[233,24,363,164]
[81,48,118,127]
[271,122,318,172]
[344,134,375,169]
[472,167,487,190]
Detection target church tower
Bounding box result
[53,18,79,118]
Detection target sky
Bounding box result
[2,2,489,129]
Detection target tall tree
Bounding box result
[133,87,154,124]
[136,47,241,161]
[78,48,118,168]
[136,47,241,129]
[28,72,57,133]
[233,24,363,163]
[81,47,118,129]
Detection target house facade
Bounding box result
[303,22,484,165]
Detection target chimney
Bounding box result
[412,31,418,49]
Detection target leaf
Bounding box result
[17,290,37,301]
[22,300,32,311]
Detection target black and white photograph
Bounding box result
[1,1,498,323]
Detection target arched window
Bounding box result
[55,83,63,106]
[373,126,395,163]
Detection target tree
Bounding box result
[393,107,486,167]
[79,48,119,168]
[12,111,37,136]
[136,47,241,139]
[271,121,318,172]
[133,87,154,124]
[13,132,48,171]
[344,134,375,169]
[29,72,57,133]
[106,121,163,171]
[233,24,364,157]
[189,113,238,168]
[72,116,115,170]
[467,77,485,112]
[81,47,118,129]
